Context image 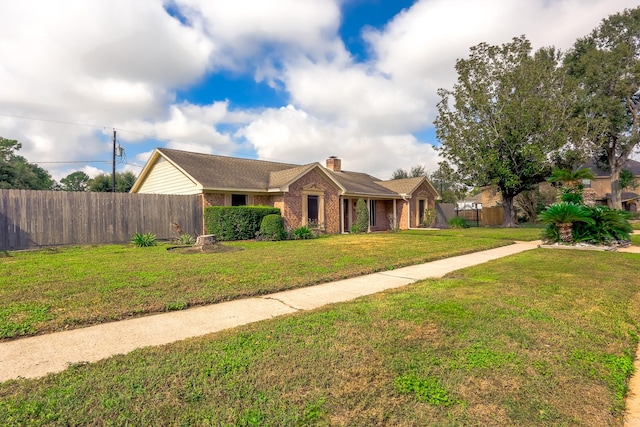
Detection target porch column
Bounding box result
[367,198,371,232]
[340,197,344,233]
[393,198,397,230]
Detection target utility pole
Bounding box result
[112,129,116,193]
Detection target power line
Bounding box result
[31,160,110,164]
[0,113,106,130]
[1,111,302,165]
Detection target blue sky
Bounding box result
[0,0,637,181]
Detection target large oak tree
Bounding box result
[435,36,572,227]
[564,7,640,209]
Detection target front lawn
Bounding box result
[0,231,526,339]
[1,250,638,426]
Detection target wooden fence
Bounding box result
[0,190,203,250]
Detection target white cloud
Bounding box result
[363,0,639,121]
[237,105,442,179]
[0,0,637,182]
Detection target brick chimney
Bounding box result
[326,156,341,172]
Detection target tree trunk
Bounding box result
[501,196,517,227]
[609,167,623,210]
[558,223,573,243]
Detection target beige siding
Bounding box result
[137,159,201,195]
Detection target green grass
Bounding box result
[0,231,525,339]
[1,249,638,426]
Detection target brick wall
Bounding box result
[282,169,341,234]
[202,193,225,207]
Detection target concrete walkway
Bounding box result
[1,239,639,425]
[0,241,540,382]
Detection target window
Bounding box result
[418,199,425,223]
[369,200,376,227]
[308,195,319,222]
[582,179,591,189]
[231,194,247,206]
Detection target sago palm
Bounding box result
[537,202,594,243]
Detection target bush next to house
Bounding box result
[259,214,286,241]
[350,199,370,233]
[292,226,314,240]
[204,206,281,241]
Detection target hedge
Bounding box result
[259,214,286,241]
[204,206,281,241]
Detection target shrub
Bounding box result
[178,234,195,245]
[293,226,314,240]
[351,199,370,233]
[538,202,594,243]
[259,214,286,241]
[448,217,468,229]
[131,232,157,247]
[573,206,632,244]
[204,206,280,241]
[422,208,436,227]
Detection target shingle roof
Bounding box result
[158,148,300,190]
[377,177,424,195]
[585,159,640,177]
[327,170,400,197]
[152,148,433,198]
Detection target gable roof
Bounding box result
[132,148,438,198]
[326,170,400,197]
[585,159,640,177]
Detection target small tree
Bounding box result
[351,199,370,233]
[60,171,90,192]
[89,171,137,192]
[538,202,594,243]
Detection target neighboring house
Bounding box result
[130,148,440,234]
[582,159,640,212]
[478,159,640,212]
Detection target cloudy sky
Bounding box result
[0,0,637,182]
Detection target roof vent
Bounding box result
[326,156,341,172]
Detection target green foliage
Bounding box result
[538,202,631,244]
[130,233,157,247]
[292,226,314,240]
[564,7,640,209]
[421,208,436,227]
[537,202,594,227]
[429,161,467,203]
[0,137,54,190]
[178,234,195,245]
[394,374,452,406]
[88,171,137,192]
[448,217,469,229]
[620,169,639,190]
[350,199,370,233]
[560,187,584,204]
[259,214,286,241]
[548,167,594,204]
[435,37,572,227]
[204,206,280,241]
[573,206,633,244]
[59,171,90,192]
[391,165,427,180]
